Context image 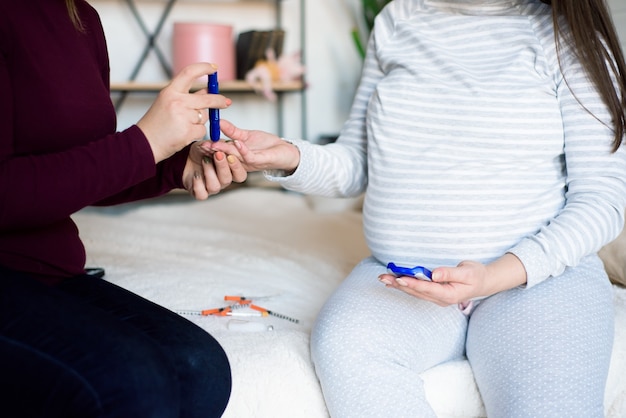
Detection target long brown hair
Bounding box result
[541,0,626,151]
[65,0,84,31]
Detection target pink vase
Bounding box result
[173,23,236,81]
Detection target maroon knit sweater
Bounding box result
[0,0,188,284]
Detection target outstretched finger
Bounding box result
[219,119,250,142]
[201,139,240,159]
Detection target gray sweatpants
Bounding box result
[311,256,614,418]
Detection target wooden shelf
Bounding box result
[111,0,278,3]
[110,80,304,93]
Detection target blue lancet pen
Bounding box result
[208,72,220,141]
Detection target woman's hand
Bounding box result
[137,63,232,163]
[204,119,301,173]
[378,253,527,306]
[182,142,247,200]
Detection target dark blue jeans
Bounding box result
[0,267,231,418]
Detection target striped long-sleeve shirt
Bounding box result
[269,0,626,288]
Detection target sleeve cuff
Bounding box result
[508,238,565,288]
[263,139,312,188]
[161,143,191,190]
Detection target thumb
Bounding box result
[431,267,449,283]
[169,62,217,93]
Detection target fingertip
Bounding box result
[192,172,209,201]
[199,141,213,153]
[378,276,392,286]
[395,278,409,287]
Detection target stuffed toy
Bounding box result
[245,49,305,101]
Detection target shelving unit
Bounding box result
[109,0,306,138]
[110,79,304,93]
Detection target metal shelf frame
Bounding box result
[111,0,307,138]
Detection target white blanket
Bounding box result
[72,188,626,417]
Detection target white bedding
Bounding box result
[72,188,626,417]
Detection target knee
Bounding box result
[311,308,381,374]
[172,332,232,417]
[106,347,181,417]
[182,334,232,387]
[106,332,231,418]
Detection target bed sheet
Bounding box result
[72,188,626,418]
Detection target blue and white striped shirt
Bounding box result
[271,0,626,287]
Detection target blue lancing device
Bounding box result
[386,262,433,281]
[208,72,220,141]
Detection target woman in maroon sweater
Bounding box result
[0,0,242,416]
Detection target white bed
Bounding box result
[72,187,626,417]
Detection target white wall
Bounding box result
[92,0,626,143]
[608,0,626,54]
[92,0,363,142]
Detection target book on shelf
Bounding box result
[236,29,285,80]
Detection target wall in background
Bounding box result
[608,0,626,53]
[93,0,626,143]
[92,0,362,143]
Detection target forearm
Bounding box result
[94,143,190,206]
[265,139,367,197]
[0,126,156,230]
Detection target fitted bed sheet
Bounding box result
[72,188,626,417]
